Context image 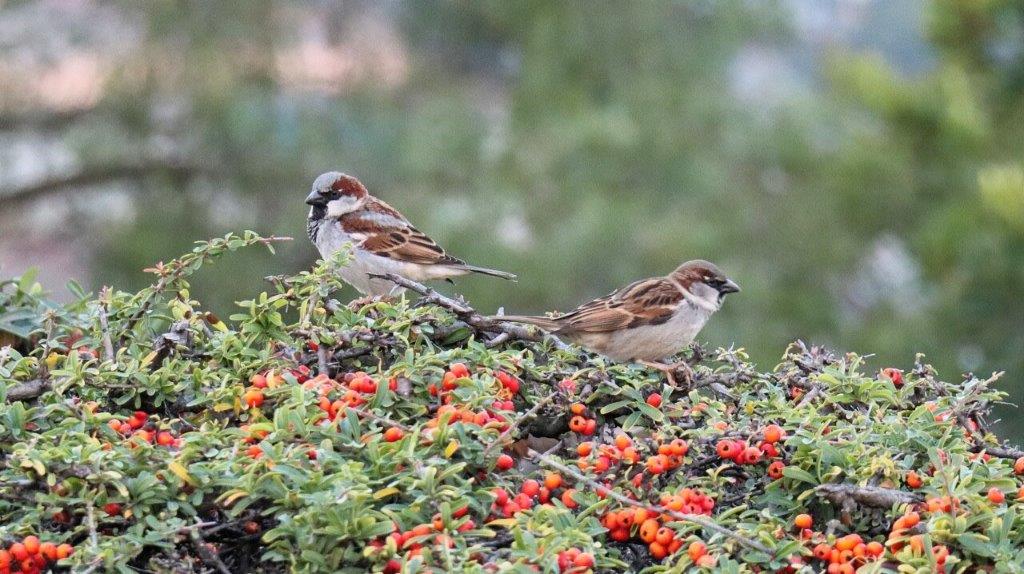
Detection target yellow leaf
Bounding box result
[486,519,518,528]
[169,461,198,486]
[220,490,248,507]
[213,403,234,412]
[141,351,158,367]
[373,487,400,500]
[444,440,460,458]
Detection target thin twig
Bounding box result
[98,288,116,361]
[190,530,232,574]
[346,406,413,433]
[86,502,99,548]
[371,273,561,346]
[528,449,774,555]
[970,444,1024,460]
[482,393,557,458]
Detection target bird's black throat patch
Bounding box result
[307,206,327,243]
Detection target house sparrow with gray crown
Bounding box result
[305,172,516,297]
[494,260,739,385]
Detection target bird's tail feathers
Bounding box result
[461,265,517,281]
[489,314,562,331]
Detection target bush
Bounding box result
[1,232,1023,573]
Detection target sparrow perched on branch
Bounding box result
[494,260,739,385]
[305,172,516,296]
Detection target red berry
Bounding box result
[740,446,762,465]
[882,368,903,386]
[646,393,663,408]
[103,502,122,516]
[383,427,404,442]
[496,454,515,471]
[521,479,541,497]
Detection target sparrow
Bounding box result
[305,171,517,296]
[494,260,739,385]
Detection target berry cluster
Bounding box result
[0,536,73,574]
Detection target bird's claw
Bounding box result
[640,360,694,389]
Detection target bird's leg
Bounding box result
[639,359,694,389]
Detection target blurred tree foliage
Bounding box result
[1,1,1023,436]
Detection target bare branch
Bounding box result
[815,484,922,510]
[4,379,51,402]
[371,273,564,347]
[0,158,213,208]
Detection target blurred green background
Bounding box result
[1,1,1023,438]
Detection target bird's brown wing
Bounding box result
[339,200,465,266]
[556,277,684,334]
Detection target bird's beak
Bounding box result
[305,190,325,206]
[719,279,741,294]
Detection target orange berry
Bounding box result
[902,511,920,527]
[655,527,675,546]
[716,439,740,460]
[646,455,667,474]
[544,472,563,490]
[794,513,813,529]
[383,427,404,442]
[55,544,73,559]
[615,511,634,530]
[988,487,1006,504]
[561,489,578,509]
[577,442,593,457]
[1015,457,1024,475]
[763,424,783,444]
[669,438,689,456]
[570,403,586,415]
[22,536,39,557]
[639,518,660,543]
[687,541,707,561]
[614,434,631,450]
[648,541,668,559]
[242,389,264,408]
[573,552,594,569]
[906,471,923,488]
[569,416,587,433]
[835,534,861,552]
[9,544,27,562]
[865,541,884,557]
[39,542,57,562]
[156,431,175,446]
[812,543,831,560]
